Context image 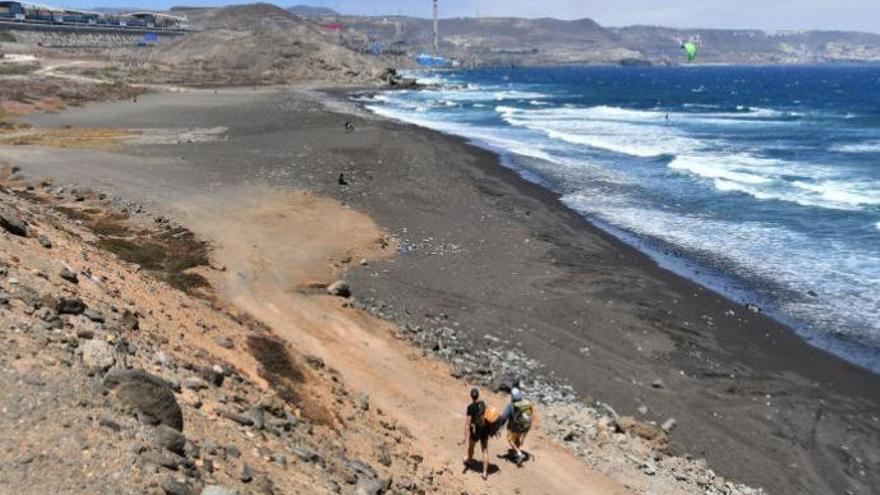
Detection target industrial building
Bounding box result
[0,2,188,31]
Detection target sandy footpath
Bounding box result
[0,88,877,495]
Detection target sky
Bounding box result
[57,0,880,33]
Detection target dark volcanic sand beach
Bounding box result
[2,88,878,495]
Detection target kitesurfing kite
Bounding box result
[676,35,701,63]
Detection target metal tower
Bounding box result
[432,0,438,57]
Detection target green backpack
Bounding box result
[510,400,534,433]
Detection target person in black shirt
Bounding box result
[461,387,490,480]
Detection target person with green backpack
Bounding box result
[500,387,538,466]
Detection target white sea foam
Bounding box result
[831,142,880,153]
[668,153,880,211]
[561,192,880,363]
[366,104,558,164]
[792,180,880,207]
[670,156,773,185]
[496,105,699,157]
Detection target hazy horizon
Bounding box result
[44,0,880,34]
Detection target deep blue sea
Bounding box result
[360,65,880,373]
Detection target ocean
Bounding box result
[360,65,880,374]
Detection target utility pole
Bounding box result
[432,0,438,58]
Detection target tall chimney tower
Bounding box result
[432,0,439,57]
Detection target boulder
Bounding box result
[104,368,183,431]
[81,339,115,373]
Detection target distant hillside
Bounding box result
[142,3,400,86]
[334,16,641,66]
[615,26,880,64]
[288,4,339,17]
[310,13,880,66]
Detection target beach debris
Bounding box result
[338,173,348,185]
[746,303,761,313]
[344,121,356,133]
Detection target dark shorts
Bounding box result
[469,427,489,449]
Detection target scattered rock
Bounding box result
[661,418,678,433]
[327,280,351,298]
[348,460,377,479]
[38,235,52,248]
[84,309,105,323]
[651,378,665,389]
[119,309,140,331]
[81,339,116,373]
[216,408,254,426]
[199,366,225,387]
[355,393,370,411]
[140,450,182,471]
[292,445,322,464]
[0,206,28,237]
[182,377,208,391]
[161,477,193,495]
[59,265,79,284]
[104,368,183,431]
[154,424,186,455]
[355,478,384,495]
[240,463,254,483]
[201,486,238,495]
[213,336,234,349]
[56,297,87,315]
[615,416,668,451]
[99,416,122,431]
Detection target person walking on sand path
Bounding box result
[461,387,491,480]
[500,387,538,467]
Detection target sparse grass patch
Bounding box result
[247,333,335,426]
[0,63,38,76]
[49,187,214,297]
[100,238,167,269]
[0,127,136,150]
[248,334,304,403]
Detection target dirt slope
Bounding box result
[144,4,397,86]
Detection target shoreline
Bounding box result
[344,85,880,385]
[1,87,878,495]
[349,85,880,376]
[323,88,880,494]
